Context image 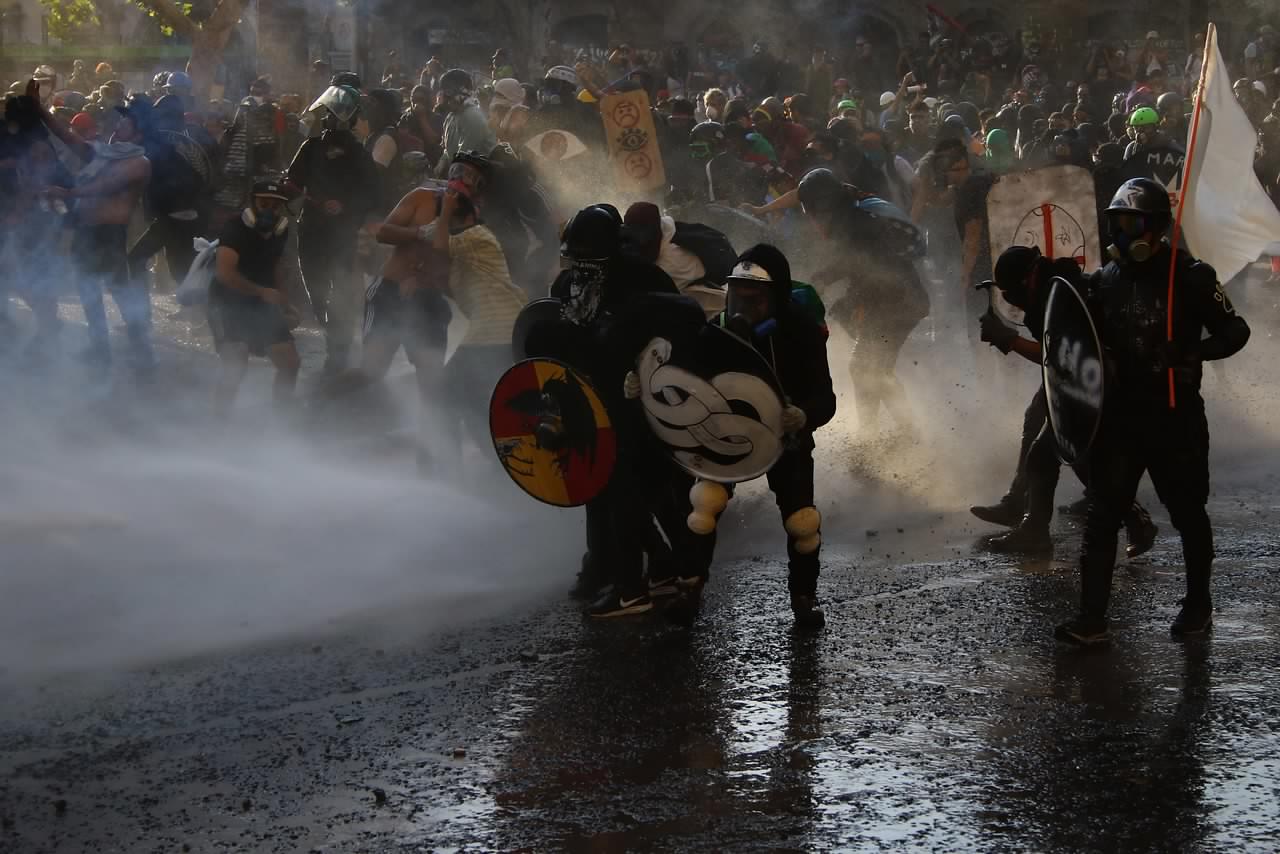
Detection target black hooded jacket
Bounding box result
[1085,245,1250,413]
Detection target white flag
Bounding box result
[1178,23,1280,282]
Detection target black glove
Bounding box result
[979,310,1019,354]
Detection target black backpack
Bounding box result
[670,221,737,284]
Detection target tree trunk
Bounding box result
[132,0,247,100]
[188,25,237,99]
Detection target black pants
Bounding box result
[849,313,920,430]
[1014,387,1150,532]
[677,446,821,598]
[1078,406,1214,619]
[584,442,678,598]
[298,225,358,363]
[1005,388,1051,506]
[127,212,207,286]
[442,345,510,449]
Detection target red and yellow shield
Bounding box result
[489,359,616,507]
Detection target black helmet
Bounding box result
[561,204,622,261]
[1106,177,1171,221]
[1156,91,1183,116]
[451,149,494,177]
[689,120,725,145]
[797,168,844,216]
[440,69,474,98]
[330,71,362,89]
[992,244,1043,298]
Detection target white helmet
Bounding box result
[544,65,578,88]
[492,77,525,108]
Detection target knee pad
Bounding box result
[784,507,822,554]
[687,480,729,535]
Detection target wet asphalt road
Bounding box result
[2,290,1280,853]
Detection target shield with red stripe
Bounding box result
[489,359,616,507]
[986,164,1103,326]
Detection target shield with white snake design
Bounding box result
[634,325,787,483]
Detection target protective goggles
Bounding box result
[1108,212,1149,238]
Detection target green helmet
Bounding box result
[1128,106,1160,128]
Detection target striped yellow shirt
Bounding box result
[425,222,526,347]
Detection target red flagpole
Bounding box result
[1165,23,1212,409]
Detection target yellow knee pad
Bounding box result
[784,507,822,554]
[687,480,730,535]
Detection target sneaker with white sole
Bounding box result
[1054,615,1110,647]
[647,576,680,598]
[586,590,653,618]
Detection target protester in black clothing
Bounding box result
[798,168,927,437]
[687,120,772,207]
[286,84,380,374]
[530,204,698,616]
[941,145,997,346]
[971,245,1158,558]
[663,244,837,629]
[124,94,210,289]
[1055,179,1251,646]
[208,179,300,416]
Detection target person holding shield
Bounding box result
[1054,178,1250,646]
[649,244,836,630]
[973,244,1158,558]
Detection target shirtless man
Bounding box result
[339,181,452,399]
[33,81,152,378]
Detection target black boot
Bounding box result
[1057,551,1115,645]
[1124,504,1158,558]
[970,494,1025,527]
[985,516,1052,554]
[1171,598,1213,636]
[790,594,826,630]
[569,552,609,600]
[1173,557,1213,637]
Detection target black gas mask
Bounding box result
[1107,212,1157,264]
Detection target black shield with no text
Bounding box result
[1041,276,1105,465]
[510,297,566,362]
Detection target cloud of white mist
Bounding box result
[0,351,581,680]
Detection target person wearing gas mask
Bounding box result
[286,83,380,374]
[797,168,927,439]
[526,66,602,152]
[208,178,301,416]
[1053,178,1250,646]
[432,69,495,178]
[31,81,153,379]
[655,244,836,629]
[972,245,1158,558]
[531,204,696,616]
